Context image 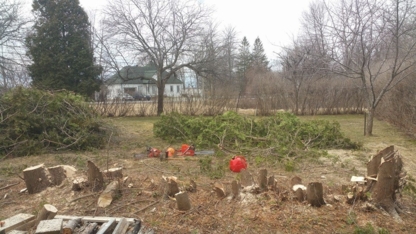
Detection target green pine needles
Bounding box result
[154,111,362,160]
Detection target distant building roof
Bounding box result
[106,65,183,85]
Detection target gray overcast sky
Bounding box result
[24,0,313,60]
[77,0,313,60]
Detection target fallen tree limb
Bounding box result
[134,201,159,214]
[69,193,98,203]
[0,182,20,191]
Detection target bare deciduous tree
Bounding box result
[305,0,416,135]
[0,0,30,89]
[102,0,213,115]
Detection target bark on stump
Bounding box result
[307,182,325,207]
[258,169,268,191]
[87,161,104,192]
[366,146,405,222]
[213,182,226,198]
[23,164,51,194]
[47,166,66,186]
[161,176,179,199]
[240,169,253,187]
[175,192,191,211]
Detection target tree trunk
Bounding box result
[157,80,165,116]
[365,108,375,136]
[23,164,50,194]
[307,182,325,207]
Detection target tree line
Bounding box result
[1,0,416,136]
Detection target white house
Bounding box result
[105,64,184,100]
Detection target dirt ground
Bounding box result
[1,115,416,233]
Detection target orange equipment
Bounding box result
[229,156,247,172]
[147,147,161,158]
[176,144,195,156]
[166,147,176,157]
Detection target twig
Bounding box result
[0,181,20,191]
[141,160,170,174]
[134,201,159,214]
[15,173,24,181]
[69,193,98,203]
[109,199,155,214]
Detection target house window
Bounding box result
[177,85,180,93]
[170,85,173,92]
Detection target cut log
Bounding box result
[103,168,123,180]
[213,182,226,198]
[0,214,35,234]
[62,218,81,234]
[175,192,191,211]
[240,169,253,187]
[35,219,62,234]
[307,182,325,207]
[87,161,104,192]
[258,169,268,191]
[36,204,58,226]
[98,181,120,208]
[112,218,129,234]
[47,166,66,186]
[231,180,240,198]
[72,177,87,191]
[96,218,116,234]
[23,164,50,194]
[80,223,98,234]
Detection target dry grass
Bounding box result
[1,114,416,233]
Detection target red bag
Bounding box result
[229,156,247,172]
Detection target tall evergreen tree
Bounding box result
[251,37,269,70]
[236,37,251,94]
[26,0,101,98]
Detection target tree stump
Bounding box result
[97,181,120,208]
[258,169,268,191]
[103,168,123,180]
[47,166,66,186]
[307,182,325,207]
[366,146,405,222]
[175,192,191,211]
[23,164,51,194]
[213,182,226,198]
[161,176,179,199]
[87,161,104,192]
[290,176,302,188]
[231,180,240,198]
[240,169,253,187]
[72,177,87,191]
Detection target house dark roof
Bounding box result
[106,65,183,85]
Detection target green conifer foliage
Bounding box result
[26,0,102,98]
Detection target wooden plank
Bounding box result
[96,218,116,234]
[35,219,63,234]
[55,215,135,224]
[112,218,129,234]
[0,213,35,233]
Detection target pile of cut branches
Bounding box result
[154,111,361,159]
[0,87,113,158]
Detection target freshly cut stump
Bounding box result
[307,182,325,207]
